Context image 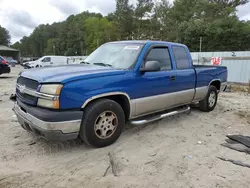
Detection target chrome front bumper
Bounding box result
[13,102,81,141]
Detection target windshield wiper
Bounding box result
[80,61,90,64]
[93,63,113,67]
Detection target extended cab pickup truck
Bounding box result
[13,41,227,147]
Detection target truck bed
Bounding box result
[193,65,227,88]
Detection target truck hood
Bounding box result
[20,64,124,83]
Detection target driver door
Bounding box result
[134,46,178,116]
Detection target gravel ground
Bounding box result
[0,66,250,188]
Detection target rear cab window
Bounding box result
[172,46,191,69]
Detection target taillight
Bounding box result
[1,60,8,65]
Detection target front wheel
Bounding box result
[199,85,218,112]
[79,99,125,148]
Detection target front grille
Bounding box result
[17,76,39,90]
[16,89,36,103]
[16,76,39,105]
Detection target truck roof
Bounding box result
[108,40,187,47]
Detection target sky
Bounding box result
[0,0,250,44]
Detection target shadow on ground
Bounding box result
[0,76,15,79]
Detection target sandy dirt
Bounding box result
[0,66,250,188]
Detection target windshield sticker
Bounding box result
[124,46,140,50]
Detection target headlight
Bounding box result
[38,84,63,109]
[37,98,59,109]
[39,84,63,95]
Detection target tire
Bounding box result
[199,85,218,112]
[79,99,125,148]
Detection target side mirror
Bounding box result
[140,61,161,72]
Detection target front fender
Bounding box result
[59,72,134,110]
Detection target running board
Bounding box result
[129,106,191,125]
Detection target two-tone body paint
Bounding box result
[19,41,227,119]
[59,41,226,118]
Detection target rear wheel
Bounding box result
[199,85,218,112]
[79,99,125,148]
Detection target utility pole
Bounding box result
[80,41,83,55]
[199,37,202,52]
[53,45,55,55]
[97,39,99,47]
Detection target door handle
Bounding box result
[50,62,53,64]
[169,76,176,81]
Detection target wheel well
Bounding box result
[84,95,130,121]
[210,80,221,91]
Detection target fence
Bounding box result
[191,51,250,84]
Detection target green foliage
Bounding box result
[44,38,58,55]
[0,25,11,46]
[133,0,154,39]
[115,0,134,39]
[173,0,250,51]
[84,17,118,53]
[12,0,250,55]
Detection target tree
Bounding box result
[208,0,249,7]
[10,0,250,55]
[11,41,21,50]
[0,25,11,46]
[44,38,58,55]
[170,0,203,23]
[84,17,118,53]
[106,13,116,22]
[152,0,174,40]
[114,0,134,39]
[18,36,33,57]
[133,0,154,39]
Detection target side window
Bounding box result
[42,57,51,62]
[172,46,190,69]
[145,47,172,71]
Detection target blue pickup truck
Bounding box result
[13,41,227,147]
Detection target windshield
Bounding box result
[84,43,144,69]
[37,57,45,61]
